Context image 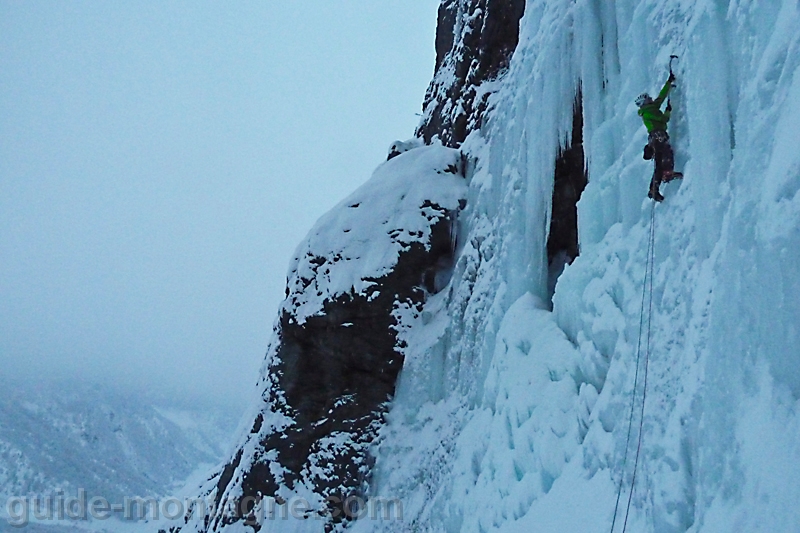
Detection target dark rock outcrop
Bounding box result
[177,147,467,533]
[235,216,458,527]
[547,92,588,299]
[417,0,526,147]
[547,92,588,266]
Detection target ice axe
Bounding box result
[668,54,678,108]
[669,55,678,82]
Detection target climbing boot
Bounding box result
[662,170,683,182]
[648,185,664,202]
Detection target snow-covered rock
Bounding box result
[283,145,467,326]
[417,0,525,147]
[175,145,467,531]
[386,139,422,160]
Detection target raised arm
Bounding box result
[653,76,673,107]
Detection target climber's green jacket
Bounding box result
[638,78,673,133]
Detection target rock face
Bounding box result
[180,146,467,532]
[417,0,525,146]
[547,93,588,295]
[176,2,528,531]
[234,215,458,524]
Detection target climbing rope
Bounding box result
[610,202,656,533]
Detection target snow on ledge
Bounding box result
[283,144,468,324]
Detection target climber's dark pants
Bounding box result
[648,130,674,193]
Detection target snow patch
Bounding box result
[284,144,467,324]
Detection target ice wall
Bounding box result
[357,1,800,532]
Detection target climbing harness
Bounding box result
[609,202,657,533]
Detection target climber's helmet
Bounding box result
[635,93,652,107]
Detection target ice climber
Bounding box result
[636,72,683,202]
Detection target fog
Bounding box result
[0,1,439,408]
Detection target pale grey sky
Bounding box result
[0,1,439,407]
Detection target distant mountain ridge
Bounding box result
[0,379,237,506]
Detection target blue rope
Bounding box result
[622,202,657,532]
[610,203,656,533]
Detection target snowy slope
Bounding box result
[352,1,800,532]
[0,380,237,532]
